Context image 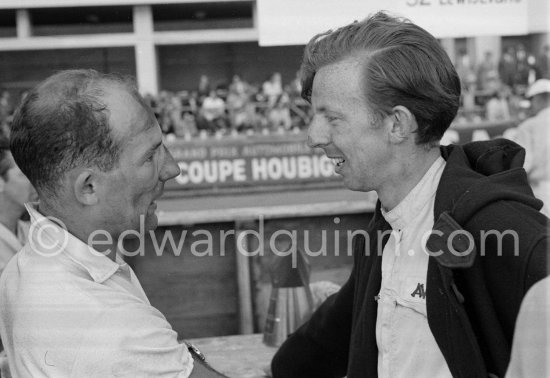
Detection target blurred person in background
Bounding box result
[0,132,35,276]
[511,79,550,216]
[485,84,511,122]
[198,89,227,134]
[538,44,550,79]
[0,132,37,377]
[514,44,530,92]
[499,47,517,88]
[262,72,284,107]
[0,91,12,123]
[476,51,499,92]
[0,69,225,377]
[271,12,548,378]
[196,74,211,107]
[226,79,253,132]
[267,92,292,131]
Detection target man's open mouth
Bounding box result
[331,157,346,167]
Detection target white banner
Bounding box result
[257,0,532,46]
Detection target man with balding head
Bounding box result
[0,70,225,377]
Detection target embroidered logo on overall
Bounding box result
[410,283,426,299]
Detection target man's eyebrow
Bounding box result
[143,140,162,157]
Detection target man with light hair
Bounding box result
[271,12,548,378]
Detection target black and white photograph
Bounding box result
[0,0,548,377]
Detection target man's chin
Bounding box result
[144,213,159,232]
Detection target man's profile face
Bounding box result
[94,84,180,237]
[307,57,392,192]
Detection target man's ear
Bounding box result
[73,169,99,206]
[388,105,417,143]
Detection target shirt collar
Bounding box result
[381,156,446,230]
[25,202,122,284]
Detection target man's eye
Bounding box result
[145,154,154,162]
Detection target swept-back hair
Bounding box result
[300,11,461,145]
[10,69,141,196]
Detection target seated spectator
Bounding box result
[476,51,499,92]
[485,85,511,121]
[267,92,292,130]
[197,74,211,105]
[174,111,198,139]
[262,72,283,107]
[226,85,254,132]
[197,90,227,133]
[0,90,12,124]
[229,74,248,96]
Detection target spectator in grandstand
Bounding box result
[485,85,511,122]
[0,90,13,129]
[196,74,211,105]
[0,69,225,377]
[499,47,517,88]
[174,111,198,138]
[226,81,254,132]
[271,12,548,378]
[538,44,550,79]
[262,72,284,107]
[197,89,228,134]
[476,51,499,92]
[515,44,531,92]
[511,79,550,216]
[267,92,292,131]
[229,74,248,95]
[456,49,477,90]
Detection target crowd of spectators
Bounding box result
[142,71,312,140]
[455,43,550,124]
[1,43,548,139]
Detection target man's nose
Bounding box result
[160,146,181,182]
[307,117,330,149]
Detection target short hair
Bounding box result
[300,11,461,145]
[10,69,142,196]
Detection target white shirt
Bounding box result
[376,157,452,378]
[0,220,29,277]
[512,106,550,216]
[506,277,550,378]
[0,203,193,378]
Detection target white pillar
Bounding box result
[440,38,456,65]
[133,5,159,95]
[16,9,32,38]
[472,36,501,66]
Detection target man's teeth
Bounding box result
[331,158,345,166]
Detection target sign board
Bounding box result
[165,122,517,195]
[257,0,531,46]
[165,135,338,194]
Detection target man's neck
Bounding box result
[378,147,441,212]
[0,212,19,236]
[38,201,119,263]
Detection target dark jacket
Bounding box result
[271,140,549,378]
